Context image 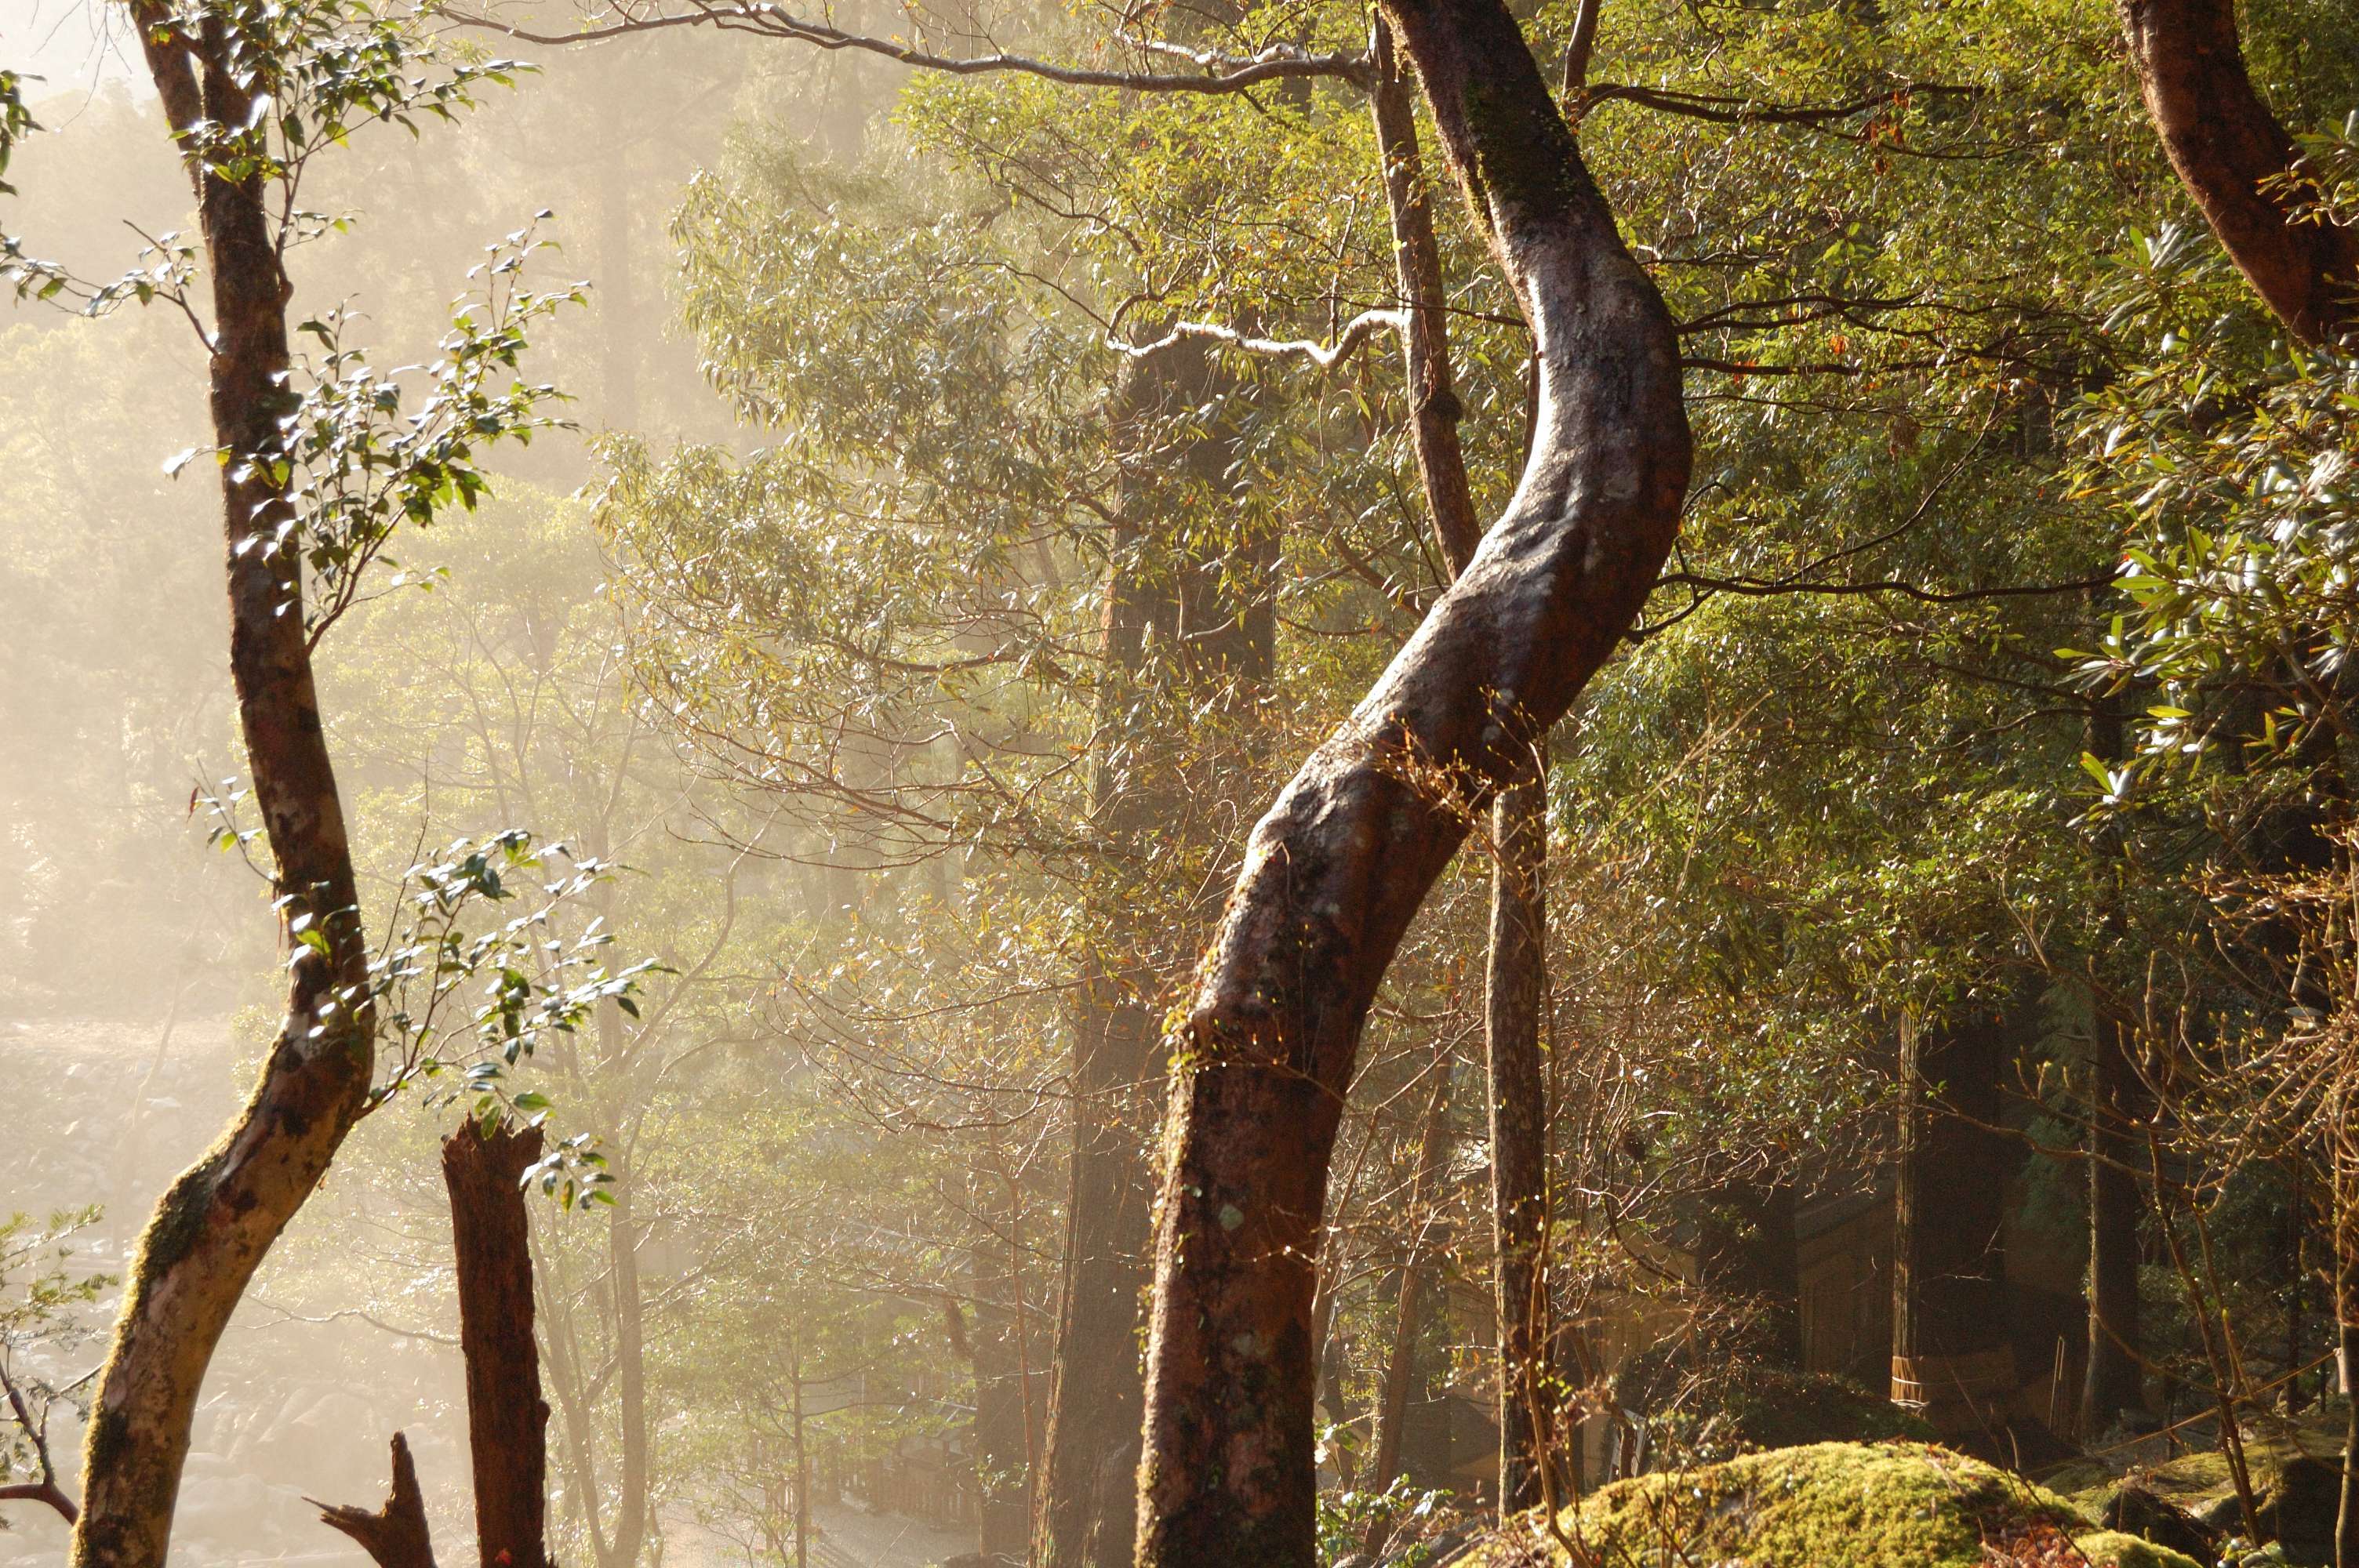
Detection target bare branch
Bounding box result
[445,4,1370,93]
[1107,310,1405,368]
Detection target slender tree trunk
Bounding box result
[2120,0,2358,345]
[1134,0,1689,1555]
[1891,1012,2018,1446]
[75,17,376,1567]
[1365,1073,1454,1501]
[314,1434,437,1568]
[972,1183,1034,1561]
[791,1340,809,1568]
[443,1120,553,1568]
[2288,1164,2310,1417]
[2084,1004,2146,1430]
[1486,758,1552,1509]
[604,1160,650,1568]
[1370,18,1479,579]
[2335,1102,2359,1568]
[535,1223,615,1566]
[1374,20,1555,1513]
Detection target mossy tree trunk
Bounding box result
[1132,0,1691,1554]
[74,12,376,1566]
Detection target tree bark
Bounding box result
[442,1120,552,1568]
[75,16,375,1567]
[2082,1003,2146,1431]
[1034,338,1265,1568]
[314,1433,438,1568]
[1891,1012,2018,1445]
[972,1178,1036,1560]
[2082,691,2146,1434]
[1133,0,1690,1554]
[2121,0,2359,344]
[603,1159,650,1568]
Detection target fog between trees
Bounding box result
[4,0,2359,1566]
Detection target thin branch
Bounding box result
[445,4,1369,92]
[1562,0,1602,98]
[1656,568,2117,605]
[1107,310,1405,368]
[0,1360,76,1524]
[1585,80,1981,129]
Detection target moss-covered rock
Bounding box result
[1455,1442,2205,1568]
[2072,1529,2212,1568]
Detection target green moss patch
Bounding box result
[1461,1442,2203,1567]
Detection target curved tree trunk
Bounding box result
[2121,0,2358,343]
[1374,24,1557,1512]
[1132,0,1691,1555]
[443,1120,553,1568]
[74,13,375,1566]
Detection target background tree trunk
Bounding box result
[75,16,376,1566]
[1133,0,1691,1554]
[1363,1071,1453,1503]
[2333,1103,2359,1568]
[1485,760,1553,1509]
[1035,337,1266,1568]
[1892,1012,2018,1446]
[2083,1004,2146,1432]
[443,1120,553,1568]
[2082,688,2146,1433]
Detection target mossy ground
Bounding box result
[1460,1441,2204,1567]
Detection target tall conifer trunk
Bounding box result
[1891,1013,2018,1445]
[1034,339,1269,1568]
